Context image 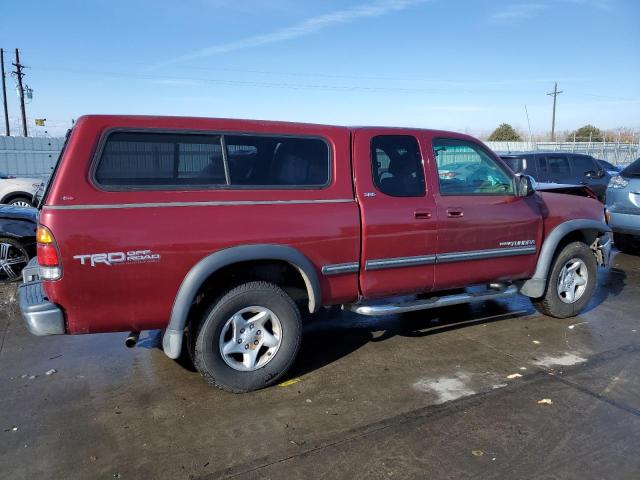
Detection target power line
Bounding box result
[547,82,563,142]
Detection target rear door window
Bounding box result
[570,155,598,177]
[371,135,425,197]
[94,131,330,189]
[547,156,570,175]
[543,155,572,183]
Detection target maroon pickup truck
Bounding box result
[19,115,611,392]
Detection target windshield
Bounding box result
[621,158,640,177]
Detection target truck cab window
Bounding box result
[433,138,514,195]
[371,135,425,197]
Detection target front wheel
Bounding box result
[532,241,597,318]
[191,281,302,393]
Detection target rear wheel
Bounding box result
[532,241,597,318]
[0,237,30,283]
[614,233,639,255]
[7,196,33,208]
[191,281,302,393]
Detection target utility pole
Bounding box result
[12,48,28,137]
[546,82,562,142]
[0,49,9,136]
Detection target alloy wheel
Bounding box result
[0,242,28,281]
[556,258,589,304]
[218,306,283,372]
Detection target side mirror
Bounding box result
[515,174,536,197]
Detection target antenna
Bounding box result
[524,104,533,147]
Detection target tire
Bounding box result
[532,241,597,319]
[614,233,639,255]
[7,196,33,208]
[0,237,30,283]
[191,281,302,393]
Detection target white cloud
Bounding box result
[562,0,614,11]
[488,0,614,23]
[153,0,430,67]
[488,3,547,22]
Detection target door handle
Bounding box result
[414,209,432,219]
[446,208,464,218]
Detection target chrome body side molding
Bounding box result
[365,255,436,271]
[321,262,359,276]
[437,246,536,263]
[44,198,355,210]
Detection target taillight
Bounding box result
[608,175,629,189]
[36,225,62,280]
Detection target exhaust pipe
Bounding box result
[125,331,140,348]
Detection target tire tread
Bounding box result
[531,241,597,319]
[191,281,302,393]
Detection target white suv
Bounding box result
[0,172,42,207]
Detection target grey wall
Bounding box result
[0,136,66,178]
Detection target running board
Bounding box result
[346,285,518,316]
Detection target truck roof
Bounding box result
[74,114,468,138]
[500,151,594,158]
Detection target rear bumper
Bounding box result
[18,278,65,336]
[608,211,640,236]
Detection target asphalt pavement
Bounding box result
[1,252,639,479]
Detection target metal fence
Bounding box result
[485,141,640,167]
[0,136,65,178]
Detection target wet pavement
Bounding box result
[1,252,639,479]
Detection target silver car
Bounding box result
[0,172,41,207]
[606,158,640,254]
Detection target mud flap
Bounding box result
[591,233,612,268]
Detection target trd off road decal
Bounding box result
[73,250,161,267]
[499,240,536,248]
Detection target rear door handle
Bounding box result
[414,209,432,219]
[446,208,464,218]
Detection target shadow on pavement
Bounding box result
[288,299,534,379]
[584,265,627,313]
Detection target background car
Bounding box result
[597,159,622,176]
[0,205,36,282]
[500,152,610,201]
[606,158,640,254]
[0,172,42,207]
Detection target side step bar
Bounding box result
[346,285,518,316]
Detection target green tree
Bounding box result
[488,123,522,141]
[566,124,605,142]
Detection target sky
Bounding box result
[1,0,639,137]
